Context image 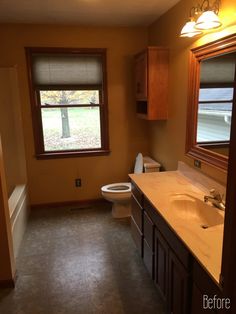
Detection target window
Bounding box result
[197,86,233,145]
[26,48,109,158]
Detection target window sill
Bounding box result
[35,149,110,159]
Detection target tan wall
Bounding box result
[148,0,236,185]
[0,67,27,196]
[0,136,15,282]
[0,25,149,205]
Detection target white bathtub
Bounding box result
[8,184,29,258]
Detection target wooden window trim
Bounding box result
[185,33,236,171]
[197,141,230,148]
[25,47,110,159]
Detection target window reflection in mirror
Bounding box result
[196,52,236,157]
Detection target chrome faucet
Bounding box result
[204,189,225,211]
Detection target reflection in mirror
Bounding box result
[197,52,236,157]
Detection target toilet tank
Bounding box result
[143,156,161,173]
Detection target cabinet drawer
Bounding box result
[144,196,191,269]
[131,217,143,256]
[131,195,143,231]
[131,183,143,207]
[143,210,154,249]
[143,239,154,279]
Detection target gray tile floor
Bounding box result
[0,203,165,314]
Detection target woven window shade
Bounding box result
[32,54,103,85]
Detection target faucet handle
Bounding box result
[210,189,223,201]
[210,188,217,196]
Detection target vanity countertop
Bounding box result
[129,170,224,284]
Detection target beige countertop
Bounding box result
[129,170,224,284]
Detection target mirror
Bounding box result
[186,34,236,170]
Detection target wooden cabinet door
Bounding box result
[143,238,154,279]
[154,229,169,303]
[168,250,190,314]
[131,195,142,231]
[131,217,143,256]
[134,52,147,100]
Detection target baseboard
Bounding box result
[31,198,108,210]
[0,277,16,288]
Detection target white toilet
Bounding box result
[101,153,161,218]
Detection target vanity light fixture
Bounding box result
[195,0,222,30]
[180,0,222,38]
[180,7,203,37]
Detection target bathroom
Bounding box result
[0,0,236,313]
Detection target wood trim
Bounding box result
[25,47,107,55]
[35,84,102,90]
[25,47,109,158]
[35,149,110,159]
[30,198,107,210]
[40,104,100,108]
[186,34,236,171]
[221,47,236,312]
[198,141,229,149]
[199,100,232,104]
[200,82,235,88]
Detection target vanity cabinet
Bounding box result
[154,229,169,302]
[130,181,223,314]
[168,250,190,314]
[131,185,143,257]
[146,197,190,314]
[143,211,155,279]
[190,260,222,314]
[131,183,191,313]
[134,47,169,120]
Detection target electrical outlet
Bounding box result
[75,178,82,187]
[194,159,201,168]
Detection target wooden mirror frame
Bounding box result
[186,34,236,171]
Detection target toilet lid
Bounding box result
[134,153,143,174]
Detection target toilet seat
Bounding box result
[101,182,131,193]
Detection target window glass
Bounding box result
[41,107,101,151]
[39,90,99,106]
[197,87,233,143]
[199,87,234,101]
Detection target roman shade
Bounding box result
[32,54,103,85]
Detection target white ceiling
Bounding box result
[0,0,180,26]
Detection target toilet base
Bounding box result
[112,202,131,218]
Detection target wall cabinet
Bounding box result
[130,181,222,314]
[134,47,169,120]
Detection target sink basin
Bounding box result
[169,194,224,228]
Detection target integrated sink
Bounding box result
[169,194,224,228]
